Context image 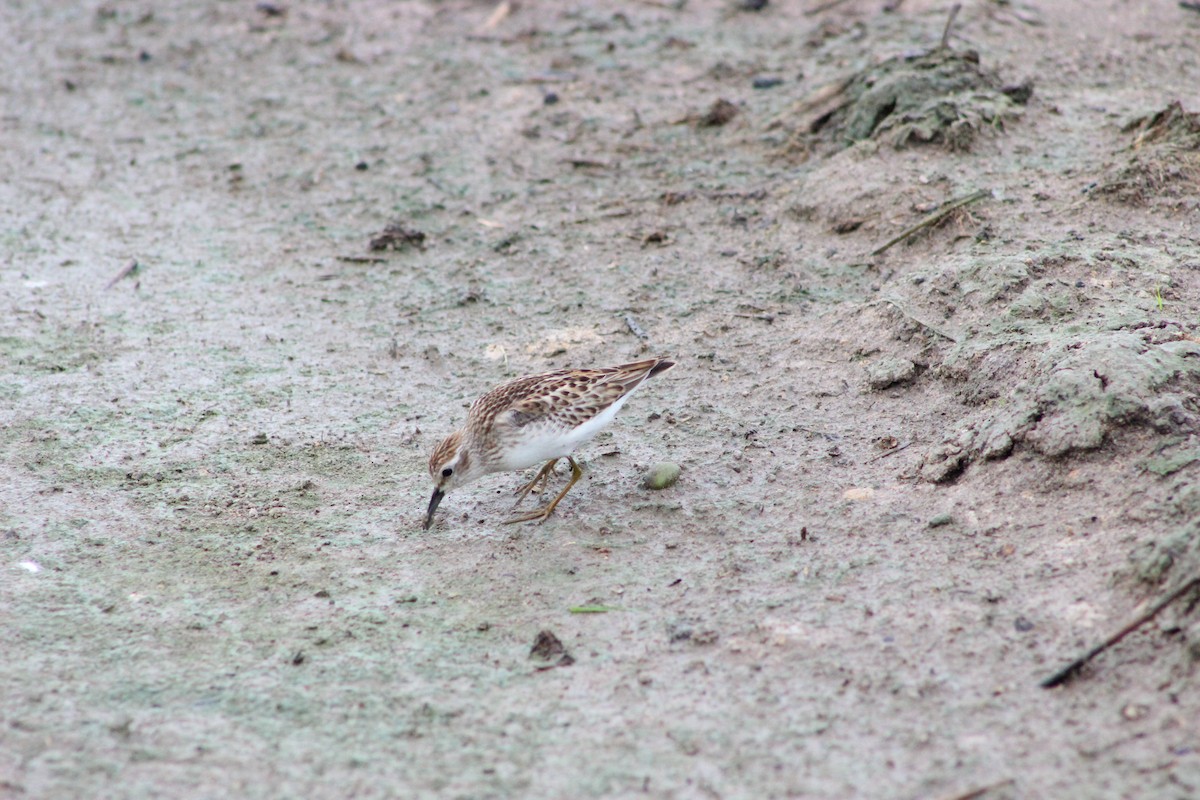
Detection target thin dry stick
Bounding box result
[936,777,1015,800]
[805,0,854,15]
[1041,575,1200,689]
[104,259,139,290]
[478,0,511,32]
[868,441,913,462]
[871,188,991,256]
[940,3,962,49]
[571,209,633,225]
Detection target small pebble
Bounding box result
[928,513,954,528]
[698,98,739,128]
[644,462,681,490]
[752,77,783,90]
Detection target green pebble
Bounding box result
[928,513,954,528]
[644,462,681,490]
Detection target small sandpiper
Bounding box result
[424,357,675,529]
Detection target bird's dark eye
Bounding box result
[442,467,453,477]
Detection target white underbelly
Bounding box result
[496,394,630,471]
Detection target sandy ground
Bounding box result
[4,1,1200,797]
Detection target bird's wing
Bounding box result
[485,361,664,431]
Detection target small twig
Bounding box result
[477,0,511,32]
[1040,576,1200,689]
[564,158,611,170]
[871,189,991,256]
[936,778,1015,800]
[867,299,959,342]
[804,0,853,15]
[571,209,632,225]
[624,315,649,340]
[869,440,913,462]
[940,3,962,49]
[104,259,140,290]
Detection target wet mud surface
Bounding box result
[3,1,1200,797]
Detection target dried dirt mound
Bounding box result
[1098,101,1200,209]
[1132,484,1200,660]
[806,48,1028,151]
[1135,497,1200,586]
[922,331,1200,482]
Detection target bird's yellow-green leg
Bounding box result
[505,457,583,524]
[511,458,559,509]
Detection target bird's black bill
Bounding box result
[424,489,445,530]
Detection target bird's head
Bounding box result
[423,430,476,529]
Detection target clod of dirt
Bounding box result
[529,629,565,659]
[1128,101,1200,149]
[1140,446,1200,477]
[922,332,1200,482]
[641,230,670,248]
[1000,81,1034,105]
[1097,101,1200,208]
[1125,534,1200,671]
[1133,520,1198,585]
[368,221,427,252]
[666,619,718,645]
[865,356,917,390]
[806,48,1026,151]
[697,98,740,128]
[1132,484,1200,585]
[529,629,574,668]
[667,620,694,642]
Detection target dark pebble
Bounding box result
[752,77,783,90]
